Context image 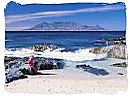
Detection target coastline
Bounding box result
[4,35,127,94]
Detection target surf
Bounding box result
[5,47,107,62]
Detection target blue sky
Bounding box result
[5,1,126,31]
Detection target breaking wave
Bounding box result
[5,47,107,62]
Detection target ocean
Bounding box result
[5,31,126,76]
[5,31,125,48]
[5,31,125,60]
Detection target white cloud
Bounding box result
[5,4,125,24]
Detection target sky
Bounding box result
[5,1,126,31]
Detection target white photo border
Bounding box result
[0,0,129,96]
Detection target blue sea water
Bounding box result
[5,31,127,76]
[5,31,125,49]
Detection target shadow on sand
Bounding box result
[36,72,57,75]
[28,72,57,76]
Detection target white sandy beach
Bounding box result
[5,69,128,95]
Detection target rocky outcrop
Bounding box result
[89,37,127,59]
[103,37,126,45]
[5,66,27,83]
[89,47,102,54]
[106,45,127,59]
[32,44,58,52]
[90,45,127,59]
[4,56,64,83]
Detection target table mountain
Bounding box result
[25,22,106,31]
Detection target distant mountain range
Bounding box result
[25,22,106,31]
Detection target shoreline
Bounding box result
[5,69,128,94]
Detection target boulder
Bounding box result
[32,43,58,52]
[89,47,101,54]
[5,68,27,83]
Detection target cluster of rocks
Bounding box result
[90,44,127,59]
[76,63,126,76]
[5,56,64,83]
[32,43,58,52]
[104,37,126,45]
[92,37,126,46]
[90,37,127,59]
[107,45,127,59]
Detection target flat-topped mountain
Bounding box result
[25,22,106,31]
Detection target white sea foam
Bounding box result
[5,48,107,61]
[5,39,13,42]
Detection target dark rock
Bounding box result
[89,47,101,54]
[76,64,109,76]
[110,62,127,68]
[32,43,58,52]
[76,64,87,68]
[5,68,27,83]
[118,73,124,75]
[5,56,64,83]
[104,37,126,45]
